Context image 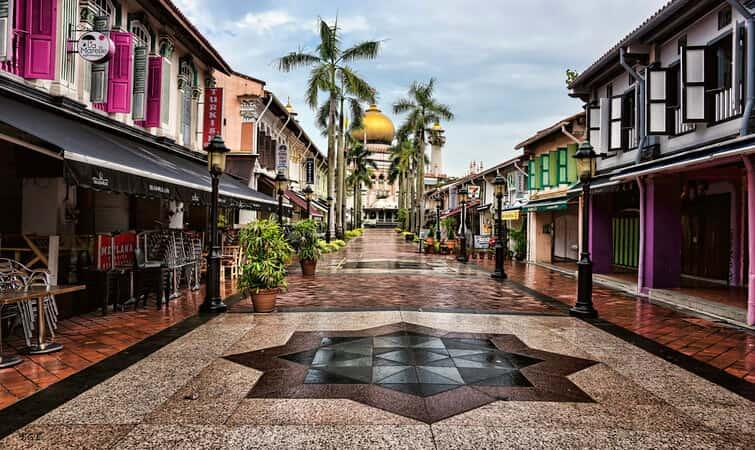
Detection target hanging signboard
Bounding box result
[76,31,114,63]
[473,235,491,249]
[203,87,224,148]
[305,158,315,185]
[276,144,289,171]
[501,210,520,221]
[96,232,137,271]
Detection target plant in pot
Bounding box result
[238,219,293,313]
[289,219,321,276]
[509,225,527,261]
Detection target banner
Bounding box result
[96,232,137,271]
[276,144,289,171]
[203,87,224,148]
[305,158,315,185]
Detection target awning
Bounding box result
[566,175,622,195]
[285,190,323,218]
[0,95,278,211]
[522,196,577,213]
[441,200,481,219]
[610,135,755,180]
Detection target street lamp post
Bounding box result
[435,195,442,241]
[492,175,508,280]
[275,171,289,229]
[325,196,333,243]
[457,186,469,263]
[571,141,599,318]
[200,136,230,314]
[303,185,314,220]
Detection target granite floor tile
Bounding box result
[226,399,422,425]
[0,424,133,449]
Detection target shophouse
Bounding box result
[569,0,755,326]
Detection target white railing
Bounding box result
[674,108,696,135]
[712,86,742,123]
[626,127,638,149]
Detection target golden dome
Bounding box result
[285,97,297,116]
[350,104,395,144]
[432,121,444,132]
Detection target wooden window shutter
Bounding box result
[528,160,536,190]
[132,46,148,120]
[106,32,133,113]
[609,95,623,151]
[587,103,601,153]
[681,45,707,122]
[557,148,568,185]
[734,22,746,112]
[540,154,550,188]
[142,56,162,127]
[566,143,578,182]
[23,0,57,79]
[90,16,110,104]
[646,67,670,135]
[599,98,610,153]
[549,151,558,186]
[0,0,12,61]
[160,57,171,126]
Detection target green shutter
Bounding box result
[550,150,559,186]
[540,154,550,188]
[528,160,535,190]
[567,143,578,182]
[557,148,568,185]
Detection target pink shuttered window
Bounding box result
[23,0,56,80]
[141,56,163,127]
[106,31,132,113]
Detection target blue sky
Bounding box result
[175,0,667,177]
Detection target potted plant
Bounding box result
[238,219,293,313]
[509,225,527,261]
[290,219,321,276]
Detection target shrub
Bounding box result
[238,219,293,293]
[289,219,321,262]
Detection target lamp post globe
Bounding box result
[492,174,507,280]
[303,185,314,220]
[200,135,230,314]
[571,140,599,318]
[275,172,289,229]
[456,186,469,263]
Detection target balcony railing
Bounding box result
[710,86,742,123]
[674,108,696,136]
[0,31,26,77]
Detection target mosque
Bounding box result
[350,104,447,227]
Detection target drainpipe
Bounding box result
[620,48,647,164]
[728,0,755,136]
[513,161,528,177]
[743,155,755,325]
[636,176,646,295]
[560,124,583,144]
[276,115,291,142]
[253,95,274,155]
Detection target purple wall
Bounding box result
[643,176,682,289]
[589,193,612,274]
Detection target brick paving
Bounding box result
[0,282,238,410]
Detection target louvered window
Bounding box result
[90,13,111,104]
[59,0,76,84]
[540,154,550,188]
[130,21,151,121]
[0,0,12,61]
[160,57,171,126]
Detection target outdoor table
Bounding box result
[0,285,85,361]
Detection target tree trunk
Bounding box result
[409,167,416,232]
[417,136,425,235]
[353,181,359,228]
[327,93,337,240]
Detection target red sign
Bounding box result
[203,87,224,148]
[96,232,137,271]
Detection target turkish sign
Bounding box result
[276,144,289,171]
[77,31,114,63]
[96,232,136,271]
[203,88,224,148]
[305,158,315,185]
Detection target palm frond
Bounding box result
[277,51,320,72]
[339,40,381,64]
[339,66,376,103]
[393,98,415,115]
[348,98,364,130]
[316,19,339,62]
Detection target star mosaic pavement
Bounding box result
[225,323,599,423]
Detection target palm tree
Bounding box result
[277,18,380,239]
[346,141,376,228]
[388,139,416,213]
[393,78,453,234]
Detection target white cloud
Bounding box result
[234,10,297,32]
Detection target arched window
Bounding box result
[178,57,198,147]
[129,20,151,120]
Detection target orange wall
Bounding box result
[214,73,266,152]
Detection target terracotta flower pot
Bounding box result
[300,259,317,276]
[251,288,279,313]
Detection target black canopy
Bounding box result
[0,95,279,212]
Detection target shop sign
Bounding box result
[501,210,520,221]
[305,158,315,185]
[96,232,136,271]
[202,88,224,148]
[473,235,491,249]
[77,31,114,63]
[91,171,110,188]
[276,144,289,171]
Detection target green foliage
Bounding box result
[238,219,293,293]
[508,225,527,258]
[345,229,363,240]
[565,68,580,88]
[397,208,409,229]
[394,227,402,233]
[441,217,457,240]
[289,219,321,262]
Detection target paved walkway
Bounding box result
[0,229,753,448]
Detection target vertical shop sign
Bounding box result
[306,158,315,185]
[203,87,224,147]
